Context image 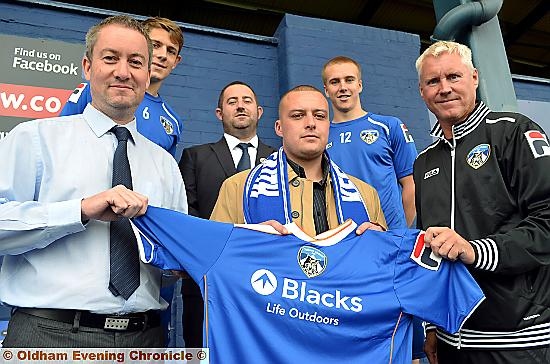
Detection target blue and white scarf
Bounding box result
[243,147,370,225]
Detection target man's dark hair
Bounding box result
[217,81,258,109]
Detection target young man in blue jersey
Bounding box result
[323,56,417,229]
[323,56,423,363]
[61,17,184,159]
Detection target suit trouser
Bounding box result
[3,310,164,348]
[181,278,204,348]
[438,339,550,364]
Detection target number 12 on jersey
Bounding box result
[340,131,351,144]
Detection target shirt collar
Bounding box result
[287,154,330,185]
[224,133,259,150]
[430,101,491,141]
[83,104,139,144]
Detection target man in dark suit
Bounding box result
[178,80,275,347]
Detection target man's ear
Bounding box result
[473,68,479,89]
[172,55,182,70]
[274,119,283,137]
[215,108,223,122]
[257,106,264,120]
[82,56,91,81]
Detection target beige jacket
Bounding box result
[210,165,387,236]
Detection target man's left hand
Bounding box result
[424,227,475,264]
[356,222,385,235]
[260,220,289,235]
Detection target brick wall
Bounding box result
[276,14,433,149]
[2,4,549,151]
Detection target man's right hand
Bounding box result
[424,330,438,364]
[81,185,148,222]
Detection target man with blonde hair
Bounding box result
[415,40,550,363]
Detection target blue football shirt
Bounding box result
[60,82,182,158]
[133,207,484,364]
[328,113,417,229]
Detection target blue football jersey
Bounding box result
[132,206,484,364]
[328,113,417,229]
[60,82,182,158]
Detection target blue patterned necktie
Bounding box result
[236,142,252,172]
[108,126,139,300]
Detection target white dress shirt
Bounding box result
[224,133,259,169]
[0,104,187,314]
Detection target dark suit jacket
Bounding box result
[179,137,275,219]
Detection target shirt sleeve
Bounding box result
[133,206,234,282]
[473,116,550,274]
[168,156,188,215]
[413,157,424,230]
[388,117,417,180]
[167,105,183,159]
[0,123,85,255]
[393,230,484,333]
[168,142,178,159]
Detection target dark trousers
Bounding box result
[181,278,204,348]
[3,310,164,348]
[438,339,550,364]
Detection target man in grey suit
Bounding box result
[178,80,275,347]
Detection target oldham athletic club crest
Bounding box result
[160,116,174,134]
[360,130,379,144]
[467,144,491,169]
[298,246,327,278]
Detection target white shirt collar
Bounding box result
[83,104,139,143]
[224,133,259,150]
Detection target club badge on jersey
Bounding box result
[360,130,379,145]
[160,116,174,134]
[467,143,491,169]
[298,246,328,278]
